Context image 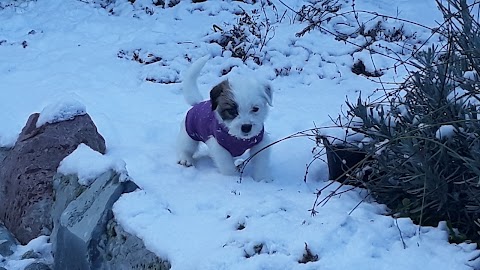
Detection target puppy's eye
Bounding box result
[251,107,259,113]
[225,108,238,116]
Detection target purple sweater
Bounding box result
[185,101,264,157]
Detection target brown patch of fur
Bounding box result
[210,80,238,121]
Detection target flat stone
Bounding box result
[51,173,85,252]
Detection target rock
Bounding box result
[101,220,171,270]
[50,173,85,250]
[24,262,51,270]
[22,250,42,260]
[53,170,142,269]
[0,113,106,244]
[0,223,18,256]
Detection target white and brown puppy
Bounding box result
[176,56,273,181]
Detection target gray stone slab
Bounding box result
[54,170,140,270]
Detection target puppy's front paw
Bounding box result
[177,158,193,167]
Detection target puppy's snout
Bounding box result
[241,124,252,133]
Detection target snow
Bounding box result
[1,0,479,269]
[36,98,86,128]
[58,143,128,186]
[3,236,52,270]
[435,125,459,140]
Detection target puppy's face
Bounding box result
[210,76,272,139]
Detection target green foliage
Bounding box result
[345,0,480,244]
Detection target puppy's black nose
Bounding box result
[241,124,252,133]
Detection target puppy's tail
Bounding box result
[182,55,210,106]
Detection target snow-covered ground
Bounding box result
[1,0,479,269]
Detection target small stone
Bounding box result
[21,250,42,260]
[24,262,51,270]
[0,223,18,256]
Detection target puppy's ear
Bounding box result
[210,80,229,110]
[263,83,273,106]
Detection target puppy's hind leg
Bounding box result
[176,120,198,167]
[205,138,238,175]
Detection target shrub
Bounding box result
[342,0,480,244]
[292,0,428,77]
[77,0,166,15]
[295,0,421,49]
[0,0,36,10]
[205,1,277,65]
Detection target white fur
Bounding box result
[181,55,209,106]
[217,75,271,139]
[176,118,197,167]
[176,56,273,181]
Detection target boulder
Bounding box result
[52,170,166,269]
[0,113,106,244]
[0,147,10,163]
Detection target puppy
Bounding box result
[176,56,273,181]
